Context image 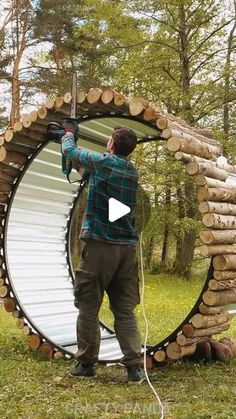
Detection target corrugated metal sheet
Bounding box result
[5,117,158,361]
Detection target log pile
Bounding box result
[0,86,235,363]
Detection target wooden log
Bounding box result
[182,323,195,337]
[214,270,236,280]
[4,130,14,142]
[176,334,209,346]
[203,289,236,306]
[194,176,228,189]
[5,126,45,147]
[3,298,16,312]
[210,339,232,361]
[167,137,219,160]
[0,170,14,183]
[209,278,236,290]
[0,208,6,219]
[197,186,236,204]
[199,201,236,216]
[45,98,55,109]
[21,116,32,128]
[38,342,54,359]
[186,162,227,180]
[143,107,159,121]
[145,354,155,370]
[0,266,5,277]
[0,148,28,166]
[199,304,227,315]
[0,279,5,287]
[16,318,25,329]
[200,229,236,245]
[28,334,41,350]
[13,121,23,131]
[29,110,38,122]
[0,147,6,161]
[202,213,236,229]
[37,107,47,119]
[198,244,236,257]
[12,309,20,318]
[0,136,4,146]
[156,117,168,130]
[63,92,72,104]
[53,351,64,360]
[213,255,236,270]
[188,341,212,362]
[0,194,9,204]
[191,312,229,329]
[22,325,31,335]
[163,128,218,149]
[129,97,149,116]
[114,93,129,108]
[153,350,166,362]
[101,89,115,104]
[0,181,13,193]
[0,162,21,177]
[54,96,64,109]
[188,322,230,338]
[77,91,87,104]
[164,118,218,145]
[4,141,35,156]
[87,88,103,104]
[219,337,236,356]
[0,285,8,297]
[175,151,236,173]
[166,342,196,360]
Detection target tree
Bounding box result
[111,0,234,277]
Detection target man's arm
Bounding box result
[61,132,105,174]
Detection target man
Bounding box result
[61,125,144,384]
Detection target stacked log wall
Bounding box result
[0,87,234,363]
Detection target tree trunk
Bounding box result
[161,185,171,271]
[176,4,197,278]
[145,235,154,270]
[10,0,30,126]
[173,185,185,274]
[223,1,236,156]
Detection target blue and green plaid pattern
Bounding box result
[62,134,139,244]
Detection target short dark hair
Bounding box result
[112,126,137,156]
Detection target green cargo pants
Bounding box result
[73,239,142,366]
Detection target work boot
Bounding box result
[69,363,96,378]
[127,365,146,385]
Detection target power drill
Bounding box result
[47,119,79,176]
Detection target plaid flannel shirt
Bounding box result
[61,133,139,245]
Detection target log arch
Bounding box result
[0,87,235,363]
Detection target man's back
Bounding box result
[81,152,139,244]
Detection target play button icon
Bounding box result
[108,198,131,222]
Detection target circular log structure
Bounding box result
[0,87,236,362]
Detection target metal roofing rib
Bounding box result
[6,117,154,360]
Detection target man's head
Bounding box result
[107,126,137,157]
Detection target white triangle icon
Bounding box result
[108,198,131,222]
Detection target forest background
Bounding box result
[1,0,236,278]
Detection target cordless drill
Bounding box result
[47,119,79,176]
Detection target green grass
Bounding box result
[1,272,236,418]
[100,272,209,344]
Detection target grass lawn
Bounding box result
[1,272,236,418]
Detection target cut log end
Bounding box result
[153,350,166,363]
[28,334,41,350]
[38,342,54,359]
[4,298,16,312]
